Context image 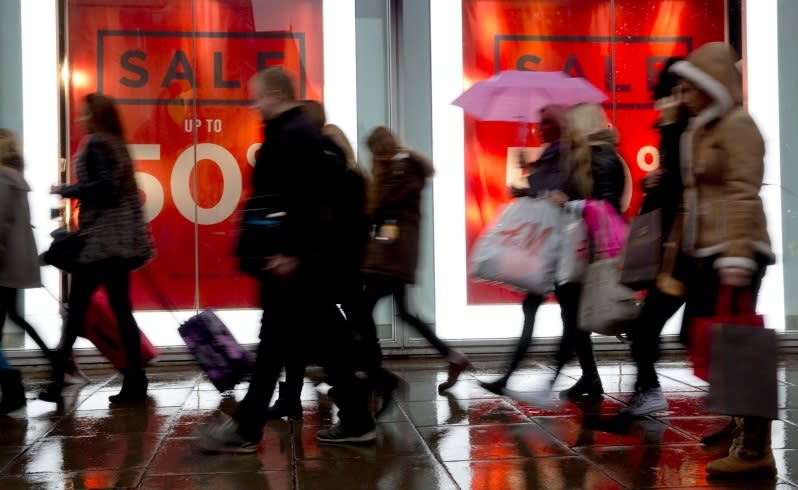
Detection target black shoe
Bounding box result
[700,419,736,446]
[478,378,508,395]
[109,371,148,404]
[0,369,26,414]
[559,374,604,400]
[266,399,303,420]
[375,369,401,419]
[38,381,64,405]
[316,423,377,444]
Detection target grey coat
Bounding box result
[59,133,153,267]
[0,164,41,289]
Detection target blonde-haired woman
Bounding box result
[553,103,624,398]
[361,126,469,395]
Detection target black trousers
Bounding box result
[58,260,142,374]
[0,287,53,362]
[497,283,597,383]
[354,274,452,374]
[234,272,371,442]
[628,287,685,391]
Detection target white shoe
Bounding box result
[192,413,258,454]
[620,387,669,416]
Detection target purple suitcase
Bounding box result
[178,309,254,392]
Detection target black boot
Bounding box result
[0,369,26,414]
[559,373,604,400]
[266,382,303,419]
[375,369,402,418]
[109,370,148,404]
[38,350,69,405]
[479,376,509,395]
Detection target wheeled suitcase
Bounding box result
[83,288,160,369]
[178,309,253,392]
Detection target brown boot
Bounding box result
[707,417,776,478]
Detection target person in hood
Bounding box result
[359,126,471,397]
[0,128,46,414]
[670,42,776,477]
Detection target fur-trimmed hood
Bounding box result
[669,42,742,127]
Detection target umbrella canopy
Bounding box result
[452,70,608,123]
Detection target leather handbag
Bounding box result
[619,209,661,290]
[235,194,287,275]
[41,227,85,272]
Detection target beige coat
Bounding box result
[671,43,773,271]
[0,165,41,289]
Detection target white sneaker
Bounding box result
[620,387,669,416]
[192,413,258,454]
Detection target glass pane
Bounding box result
[64,0,200,348]
[612,0,726,336]
[192,0,324,343]
[356,0,395,339]
[461,0,613,320]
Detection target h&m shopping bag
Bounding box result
[470,198,560,295]
[620,209,662,290]
[556,208,589,285]
[705,324,778,419]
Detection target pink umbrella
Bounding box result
[452,70,608,123]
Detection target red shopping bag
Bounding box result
[689,287,763,381]
[84,288,160,369]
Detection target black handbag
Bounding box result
[235,194,288,276]
[41,227,86,272]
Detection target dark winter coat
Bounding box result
[585,144,625,214]
[522,141,579,199]
[59,133,153,268]
[362,150,434,284]
[640,109,689,241]
[247,106,326,267]
[0,159,41,289]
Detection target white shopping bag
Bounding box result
[470,198,560,295]
[556,209,589,285]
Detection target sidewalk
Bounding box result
[0,357,796,489]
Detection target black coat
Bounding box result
[523,141,579,199]
[249,107,325,264]
[588,145,625,214]
[640,113,688,238]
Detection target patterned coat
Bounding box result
[59,133,153,268]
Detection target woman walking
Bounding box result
[0,128,44,414]
[360,127,470,393]
[41,94,153,405]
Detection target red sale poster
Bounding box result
[462,0,726,304]
[65,0,323,309]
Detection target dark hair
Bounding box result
[84,93,125,138]
[653,57,684,101]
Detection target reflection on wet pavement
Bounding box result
[0,358,797,489]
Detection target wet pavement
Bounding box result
[1,357,797,489]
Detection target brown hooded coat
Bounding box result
[362,150,434,284]
[670,42,773,271]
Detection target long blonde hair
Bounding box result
[0,128,23,171]
[564,104,618,198]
